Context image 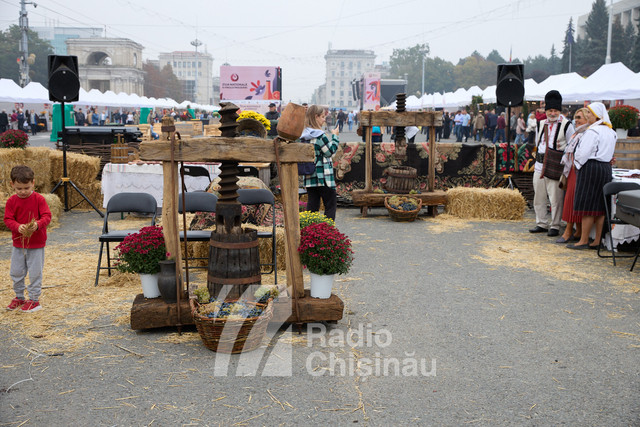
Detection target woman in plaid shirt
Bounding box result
[301,105,340,220]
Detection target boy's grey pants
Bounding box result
[10,247,44,301]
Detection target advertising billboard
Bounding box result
[220,66,282,101]
[363,72,381,111]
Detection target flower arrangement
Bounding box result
[237,110,271,131]
[608,105,639,130]
[299,211,335,229]
[115,225,167,274]
[298,222,353,275]
[0,129,29,149]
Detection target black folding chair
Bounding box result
[178,192,218,269]
[180,165,212,193]
[237,165,260,178]
[237,188,277,283]
[95,192,157,286]
[597,181,640,266]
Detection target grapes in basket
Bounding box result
[388,195,418,211]
[197,300,266,319]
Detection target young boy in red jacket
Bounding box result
[4,165,51,312]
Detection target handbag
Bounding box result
[540,123,564,181]
[297,138,316,176]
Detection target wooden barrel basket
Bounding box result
[110,143,129,164]
[615,139,640,169]
[383,166,418,194]
[207,229,261,300]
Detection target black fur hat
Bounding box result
[545,90,562,111]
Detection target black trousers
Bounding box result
[306,186,337,221]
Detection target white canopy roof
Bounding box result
[0,79,23,102]
[526,72,584,101]
[563,62,640,102]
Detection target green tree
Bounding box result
[523,55,551,82]
[561,18,575,73]
[423,56,455,93]
[549,45,561,75]
[159,64,185,102]
[578,0,608,75]
[631,21,640,72]
[388,43,430,96]
[0,25,53,86]
[486,50,505,64]
[623,21,636,66]
[611,16,627,64]
[453,53,497,89]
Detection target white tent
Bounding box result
[20,82,49,103]
[527,72,584,101]
[563,62,640,102]
[0,79,27,102]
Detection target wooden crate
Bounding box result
[204,124,221,137]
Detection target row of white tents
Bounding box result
[0,78,218,112]
[387,62,640,110]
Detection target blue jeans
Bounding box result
[493,128,505,143]
[454,124,462,141]
[514,133,525,144]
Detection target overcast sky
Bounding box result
[1,0,600,102]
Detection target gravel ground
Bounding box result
[0,201,639,426]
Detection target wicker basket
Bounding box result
[190,298,274,353]
[384,196,422,222]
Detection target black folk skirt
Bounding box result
[573,159,612,216]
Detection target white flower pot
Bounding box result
[616,128,628,140]
[309,273,334,299]
[139,273,161,298]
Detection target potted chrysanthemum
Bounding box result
[298,222,353,298]
[115,225,167,298]
[609,105,639,139]
[0,129,29,148]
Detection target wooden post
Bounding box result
[429,126,436,192]
[365,127,373,192]
[279,163,305,298]
[162,161,183,277]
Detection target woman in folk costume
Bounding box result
[556,108,589,244]
[567,102,616,250]
[301,105,340,221]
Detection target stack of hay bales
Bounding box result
[445,187,527,220]
[49,150,102,209]
[0,147,52,194]
[0,192,63,231]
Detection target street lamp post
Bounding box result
[18,0,38,87]
[190,38,202,103]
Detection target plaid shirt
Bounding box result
[303,133,339,188]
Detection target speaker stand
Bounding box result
[50,101,104,218]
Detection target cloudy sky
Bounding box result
[1,0,600,101]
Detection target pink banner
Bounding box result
[363,72,381,111]
[220,66,281,101]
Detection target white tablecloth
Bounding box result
[605,169,640,250]
[101,162,220,208]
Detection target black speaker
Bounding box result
[496,63,524,107]
[48,55,80,102]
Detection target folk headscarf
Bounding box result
[587,102,612,129]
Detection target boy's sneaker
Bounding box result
[6,298,26,310]
[20,300,41,313]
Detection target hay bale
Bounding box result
[49,150,101,187]
[445,187,526,220]
[0,192,63,231]
[53,181,103,211]
[0,147,53,194]
[42,193,63,228]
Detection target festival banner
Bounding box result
[220,66,282,101]
[363,72,381,111]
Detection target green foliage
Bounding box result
[143,62,185,102]
[389,43,430,96]
[524,55,553,82]
[632,26,640,72]
[453,54,496,90]
[561,18,575,73]
[580,0,608,75]
[115,226,167,275]
[0,25,53,86]
[486,50,506,64]
[611,17,629,64]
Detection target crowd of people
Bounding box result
[0,109,42,135]
[69,107,214,127]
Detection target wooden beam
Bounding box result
[140,139,314,163]
[429,127,436,192]
[365,127,373,192]
[360,111,443,127]
[351,190,447,207]
[162,161,183,280]
[279,163,305,298]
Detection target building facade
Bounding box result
[324,49,376,109]
[33,26,103,55]
[577,0,640,39]
[66,38,145,95]
[158,51,214,105]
